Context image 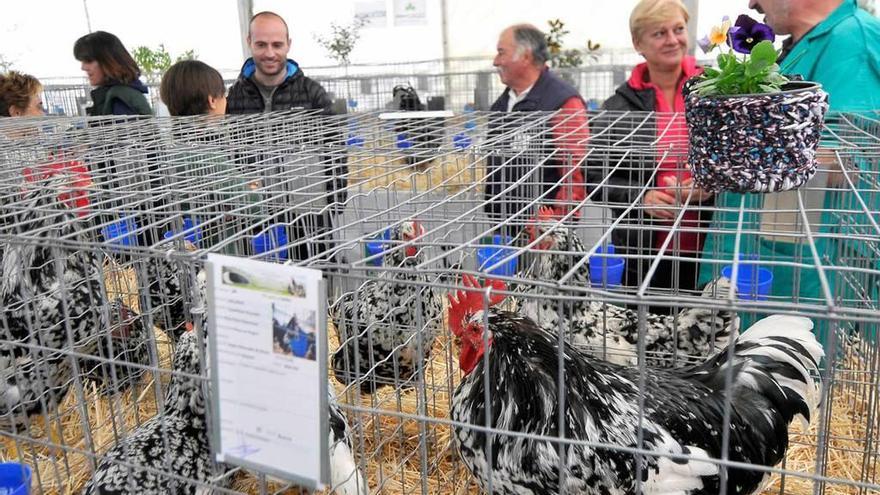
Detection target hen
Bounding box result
[331,220,444,392]
[83,329,222,494]
[449,275,823,495]
[518,207,739,366]
[0,172,110,427]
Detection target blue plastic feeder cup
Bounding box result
[396,133,414,149]
[0,462,31,495]
[477,235,518,276]
[722,263,773,301]
[252,225,289,261]
[162,217,201,245]
[364,229,392,266]
[453,133,472,150]
[102,218,138,247]
[589,245,625,288]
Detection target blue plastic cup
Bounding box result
[396,133,413,149]
[589,244,625,288]
[0,463,31,495]
[162,217,201,245]
[477,235,518,276]
[289,332,310,357]
[252,225,289,261]
[364,229,392,266]
[346,134,365,147]
[722,263,773,301]
[453,133,472,149]
[102,218,138,247]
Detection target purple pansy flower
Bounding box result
[728,15,775,54]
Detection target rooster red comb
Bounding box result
[447,274,506,336]
[536,205,563,222]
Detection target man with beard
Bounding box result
[227,11,347,263]
[228,11,332,113]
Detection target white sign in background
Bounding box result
[206,254,328,489]
[393,0,427,26]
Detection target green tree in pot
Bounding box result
[685,15,829,194]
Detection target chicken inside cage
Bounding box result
[0,109,878,495]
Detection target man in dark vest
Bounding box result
[227,11,347,263]
[485,24,589,236]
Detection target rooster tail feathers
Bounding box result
[729,315,824,427]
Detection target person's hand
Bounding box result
[679,177,714,203]
[643,189,678,219]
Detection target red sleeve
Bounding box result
[550,96,589,216]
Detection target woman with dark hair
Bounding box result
[73,31,151,116]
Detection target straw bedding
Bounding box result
[3,263,876,494]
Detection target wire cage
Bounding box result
[0,108,878,495]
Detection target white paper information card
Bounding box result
[205,254,327,488]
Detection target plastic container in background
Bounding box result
[0,462,31,495]
[162,217,201,245]
[722,257,773,301]
[477,235,518,277]
[452,133,472,150]
[589,244,625,288]
[364,229,392,266]
[102,218,138,247]
[346,134,365,147]
[396,133,414,149]
[252,225,289,262]
[289,332,310,358]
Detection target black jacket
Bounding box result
[484,68,584,234]
[227,59,332,114]
[587,81,714,281]
[226,58,347,213]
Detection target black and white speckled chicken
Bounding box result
[0,173,108,428]
[331,220,444,393]
[448,275,824,495]
[141,251,197,343]
[78,298,152,395]
[517,207,739,366]
[83,328,222,494]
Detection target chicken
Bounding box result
[518,206,739,366]
[331,220,444,392]
[87,270,367,494]
[83,329,222,495]
[448,275,823,495]
[0,172,109,427]
[78,298,152,395]
[328,395,370,495]
[141,254,195,343]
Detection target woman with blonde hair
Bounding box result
[587,0,713,312]
[0,71,44,117]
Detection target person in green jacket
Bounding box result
[699,0,880,333]
[74,31,152,117]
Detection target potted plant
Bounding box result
[685,15,829,194]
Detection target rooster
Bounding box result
[331,220,444,392]
[448,275,823,495]
[517,206,739,366]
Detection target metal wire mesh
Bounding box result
[0,109,877,494]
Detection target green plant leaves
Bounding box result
[693,41,788,96]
